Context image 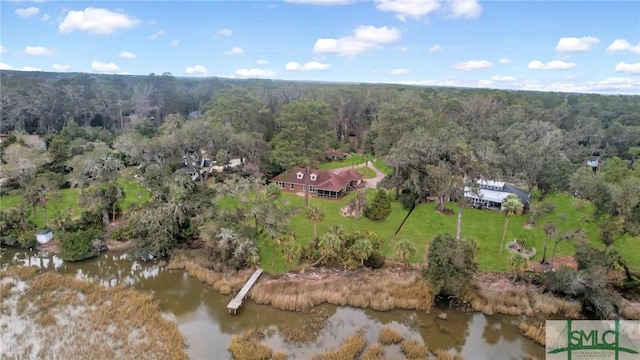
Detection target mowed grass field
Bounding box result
[0,179,150,228]
[280,191,638,273]
[319,154,369,170]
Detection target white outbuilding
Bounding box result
[36,229,53,244]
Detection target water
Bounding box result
[1,249,545,359]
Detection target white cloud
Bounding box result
[498,58,512,64]
[452,59,494,71]
[0,45,4,54]
[170,40,181,47]
[148,30,165,40]
[256,59,269,65]
[313,25,401,56]
[447,0,482,19]
[606,39,640,54]
[118,51,136,59]
[390,68,410,75]
[185,65,209,75]
[23,46,54,56]
[556,36,600,52]
[615,61,640,74]
[285,0,354,4]
[20,66,41,71]
[428,44,442,53]
[15,7,39,18]
[285,61,331,71]
[528,59,576,70]
[489,75,517,82]
[41,13,50,21]
[353,25,401,43]
[59,8,139,35]
[234,68,276,78]
[52,64,72,72]
[217,28,232,36]
[223,46,244,55]
[374,0,441,21]
[0,62,13,70]
[91,61,121,73]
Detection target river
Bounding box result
[1,249,544,359]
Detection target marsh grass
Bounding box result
[465,283,580,318]
[621,301,640,320]
[168,254,250,295]
[433,348,464,360]
[250,269,432,311]
[400,339,428,359]
[311,328,365,360]
[279,325,315,343]
[273,352,288,360]
[0,267,187,360]
[361,343,385,360]
[228,329,273,360]
[518,321,546,345]
[378,326,404,345]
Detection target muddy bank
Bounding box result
[0,266,187,360]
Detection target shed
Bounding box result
[36,229,53,244]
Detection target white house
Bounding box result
[464,180,529,210]
[36,229,53,244]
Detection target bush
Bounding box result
[365,189,392,221]
[400,191,418,210]
[364,250,385,269]
[60,228,102,261]
[423,234,478,297]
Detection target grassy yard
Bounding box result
[277,191,639,273]
[0,179,150,228]
[319,154,369,170]
[355,166,376,179]
[372,158,392,175]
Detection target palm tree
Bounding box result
[540,222,557,264]
[499,194,523,254]
[282,239,302,267]
[306,206,325,240]
[350,237,373,266]
[317,232,341,264]
[395,240,416,268]
[508,254,527,282]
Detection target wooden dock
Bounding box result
[227,268,263,315]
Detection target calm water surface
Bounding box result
[1,249,544,359]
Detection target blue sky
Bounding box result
[1,0,639,94]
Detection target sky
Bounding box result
[1,0,639,94]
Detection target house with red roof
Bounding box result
[271,167,363,199]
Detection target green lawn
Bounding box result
[0,179,150,228]
[372,158,392,175]
[356,167,376,179]
[279,192,639,272]
[319,154,369,170]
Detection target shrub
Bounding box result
[364,250,385,269]
[400,191,418,209]
[60,228,102,261]
[423,234,478,297]
[365,189,391,221]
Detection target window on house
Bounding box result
[309,185,315,192]
[302,185,306,192]
[296,172,303,179]
[310,174,317,181]
[290,183,294,190]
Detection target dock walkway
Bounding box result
[227,268,263,314]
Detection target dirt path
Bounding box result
[332,161,386,189]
